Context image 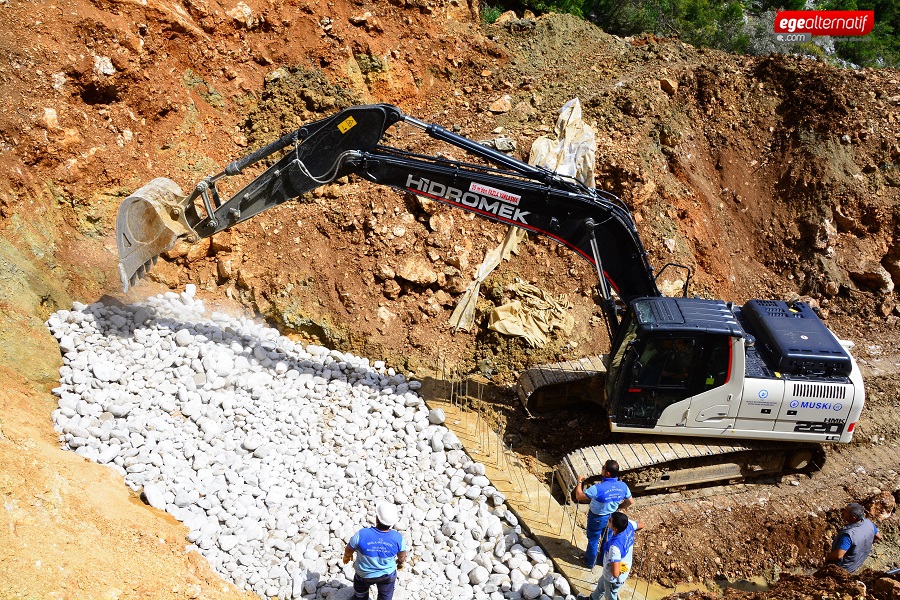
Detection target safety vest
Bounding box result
[834,518,877,573]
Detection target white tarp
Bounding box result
[528,97,596,188]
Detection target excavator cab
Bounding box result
[607,332,732,428]
[605,297,738,430]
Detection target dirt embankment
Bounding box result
[1,0,899,596]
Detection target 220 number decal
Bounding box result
[793,421,844,434]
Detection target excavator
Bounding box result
[116,104,866,494]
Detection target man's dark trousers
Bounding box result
[585,511,611,568]
[353,571,396,600]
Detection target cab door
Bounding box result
[608,335,698,429]
[686,336,742,429]
[609,334,740,431]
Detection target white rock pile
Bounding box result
[47,286,574,600]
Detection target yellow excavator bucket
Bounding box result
[115,177,194,292]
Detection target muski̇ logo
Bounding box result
[800,401,832,410]
[406,175,531,224]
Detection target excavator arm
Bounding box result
[116,104,659,332]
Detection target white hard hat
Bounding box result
[375,502,399,527]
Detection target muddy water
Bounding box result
[717,576,771,592]
[613,575,770,599]
[617,578,706,599]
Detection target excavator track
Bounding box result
[557,438,822,495]
[517,355,607,413]
[517,358,824,495]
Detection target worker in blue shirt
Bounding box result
[826,502,881,573]
[580,512,644,600]
[343,502,408,600]
[574,459,634,569]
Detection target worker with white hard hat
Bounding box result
[343,502,407,600]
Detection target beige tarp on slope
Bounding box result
[487,283,575,348]
[448,227,526,331]
[450,99,597,344]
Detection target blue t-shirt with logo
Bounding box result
[349,527,406,578]
[602,519,638,584]
[584,477,631,516]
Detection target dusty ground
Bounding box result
[1,0,899,597]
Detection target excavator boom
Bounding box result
[117,104,405,290]
[116,104,659,331]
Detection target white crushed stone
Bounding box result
[46,287,575,600]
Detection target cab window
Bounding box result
[633,338,696,388]
[701,336,731,389]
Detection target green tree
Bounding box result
[674,0,749,52]
[519,0,588,17]
[504,0,898,67]
[586,0,675,36]
[481,3,505,23]
[586,0,749,52]
[819,0,900,67]
[746,0,806,10]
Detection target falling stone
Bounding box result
[554,574,571,596]
[489,95,512,113]
[175,329,193,346]
[469,565,489,585]
[92,363,119,382]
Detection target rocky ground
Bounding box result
[45,290,577,600]
[1,0,899,597]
